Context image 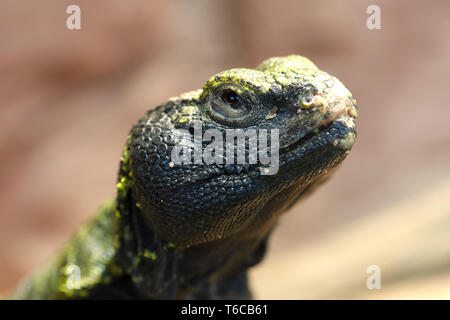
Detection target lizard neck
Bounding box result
[114,192,272,299]
[112,163,321,298]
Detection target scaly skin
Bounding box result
[10,55,357,299]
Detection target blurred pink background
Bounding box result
[1,0,450,298]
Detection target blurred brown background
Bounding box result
[1,0,450,299]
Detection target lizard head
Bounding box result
[121,55,357,249]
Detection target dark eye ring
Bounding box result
[220,89,243,109]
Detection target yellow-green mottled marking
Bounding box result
[143,250,157,261]
[10,200,120,299]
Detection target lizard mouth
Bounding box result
[280,111,357,158]
[280,123,332,154]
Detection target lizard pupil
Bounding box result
[221,90,242,109]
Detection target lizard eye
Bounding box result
[209,86,250,120]
[220,89,243,109]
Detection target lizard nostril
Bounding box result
[301,90,314,106]
[300,84,318,108]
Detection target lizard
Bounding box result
[10,55,357,299]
